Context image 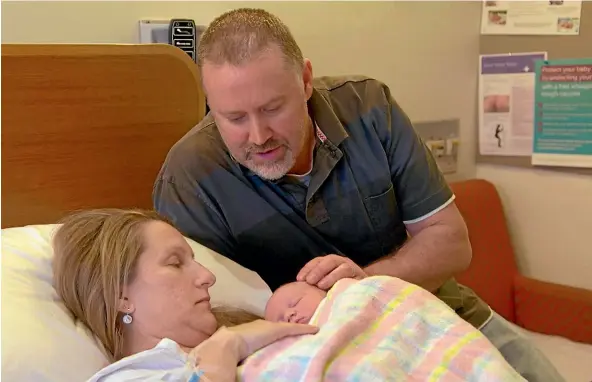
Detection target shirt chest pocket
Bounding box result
[362,184,408,256]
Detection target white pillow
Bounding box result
[1,223,272,382]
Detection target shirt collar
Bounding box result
[308,87,349,147]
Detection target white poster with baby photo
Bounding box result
[481,0,582,35]
[478,52,548,156]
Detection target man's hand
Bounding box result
[296,254,367,290]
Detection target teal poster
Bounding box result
[532,58,592,168]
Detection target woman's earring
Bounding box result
[122,313,133,325]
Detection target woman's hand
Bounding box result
[228,319,318,360]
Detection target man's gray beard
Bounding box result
[238,117,310,180]
[245,148,295,180]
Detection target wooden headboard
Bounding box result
[1,44,206,228]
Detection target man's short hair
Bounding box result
[197,8,304,70]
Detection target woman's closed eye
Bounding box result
[167,255,182,268]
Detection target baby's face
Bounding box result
[264,281,326,324]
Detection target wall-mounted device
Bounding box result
[168,19,197,62]
[138,19,205,63]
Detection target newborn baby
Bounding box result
[264,281,327,324]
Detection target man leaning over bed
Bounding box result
[153,8,564,382]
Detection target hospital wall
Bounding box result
[2,1,590,290]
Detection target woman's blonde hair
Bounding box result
[52,208,259,361]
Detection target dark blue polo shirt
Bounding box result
[153,75,491,328]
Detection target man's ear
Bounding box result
[118,296,135,315]
[302,58,314,100]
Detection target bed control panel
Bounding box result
[168,19,197,62]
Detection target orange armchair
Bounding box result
[450,179,592,345]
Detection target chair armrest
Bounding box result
[513,274,592,345]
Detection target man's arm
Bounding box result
[363,81,471,292]
[364,202,471,292]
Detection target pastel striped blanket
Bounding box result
[238,276,525,382]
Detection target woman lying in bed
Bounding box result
[52,209,317,382]
[53,209,525,382]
